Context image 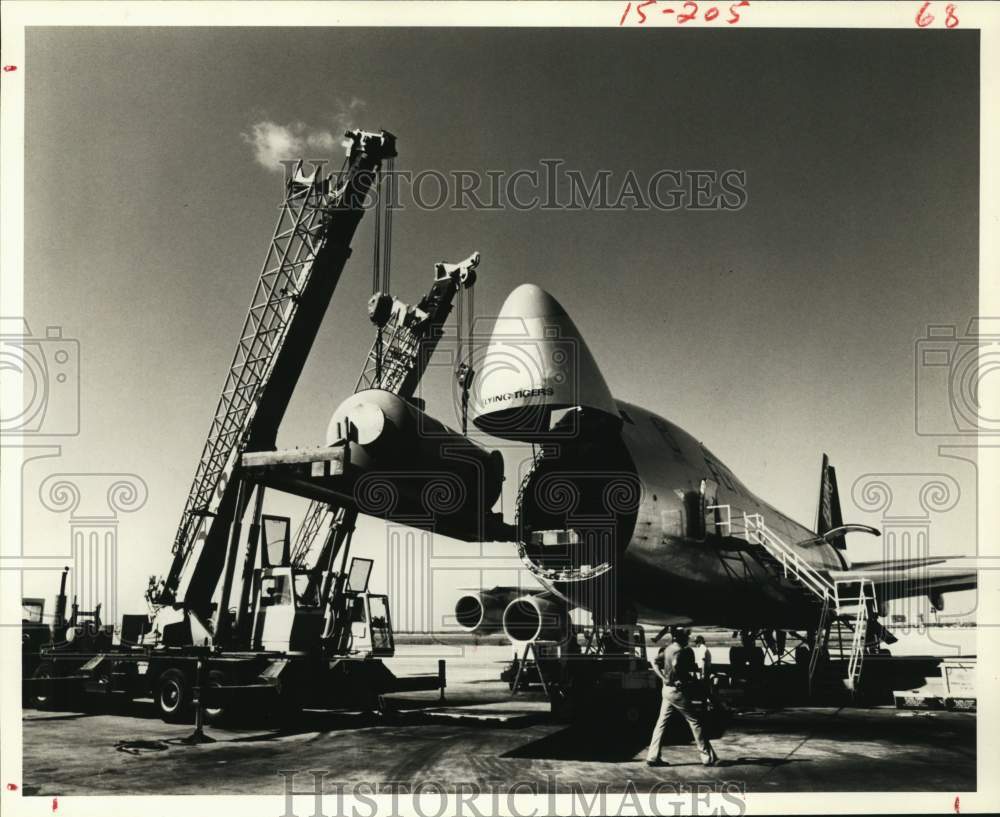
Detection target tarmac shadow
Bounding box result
[23,712,93,723]
[503,724,652,763]
[714,756,811,768]
[224,710,383,740]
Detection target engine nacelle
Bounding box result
[502,593,571,643]
[328,389,504,540]
[454,588,527,636]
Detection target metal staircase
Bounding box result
[837,579,876,692]
[711,506,878,696]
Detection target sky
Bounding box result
[15,26,982,627]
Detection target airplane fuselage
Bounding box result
[516,400,847,630]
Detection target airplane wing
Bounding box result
[829,557,977,609]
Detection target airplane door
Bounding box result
[700,478,720,538]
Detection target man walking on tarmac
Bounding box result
[646,627,720,767]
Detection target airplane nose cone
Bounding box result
[498,283,567,320]
[470,284,619,441]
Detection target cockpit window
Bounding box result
[702,447,736,491]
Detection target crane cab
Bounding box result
[247,515,394,657]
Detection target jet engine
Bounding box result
[454,587,527,636]
[502,593,571,643]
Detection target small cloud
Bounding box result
[242,98,368,172]
[306,131,338,151]
[241,121,305,169]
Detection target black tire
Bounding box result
[202,670,228,725]
[155,668,191,723]
[794,645,811,666]
[30,661,57,710]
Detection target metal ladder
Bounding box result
[836,578,876,693]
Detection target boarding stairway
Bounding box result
[711,507,877,697]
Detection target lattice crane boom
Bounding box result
[154,130,396,615]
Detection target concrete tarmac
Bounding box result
[19,645,975,796]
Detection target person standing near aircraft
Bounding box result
[647,628,720,767]
[693,635,712,680]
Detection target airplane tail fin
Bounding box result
[816,453,846,550]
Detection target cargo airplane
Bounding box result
[425,284,979,656]
[331,283,975,661]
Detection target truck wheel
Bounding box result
[203,670,228,725]
[156,668,191,723]
[30,662,57,709]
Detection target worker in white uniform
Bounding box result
[647,627,719,767]
[692,634,712,680]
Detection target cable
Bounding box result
[467,281,475,366]
[457,284,465,372]
[371,165,381,297]
[382,157,394,295]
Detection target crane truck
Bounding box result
[25,129,501,723]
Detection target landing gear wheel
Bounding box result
[156,668,192,723]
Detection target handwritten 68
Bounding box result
[620,0,751,26]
